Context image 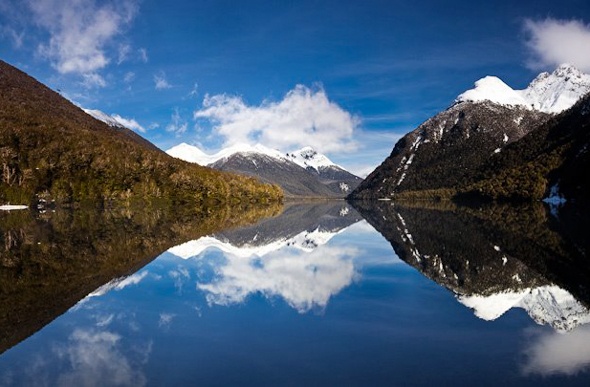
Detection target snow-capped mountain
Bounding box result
[167,142,286,166]
[349,64,590,200]
[457,63,590,114]
[167,143,362,197]
[285,146,341,171]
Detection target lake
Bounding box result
[0,201,589,386]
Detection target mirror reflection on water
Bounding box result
[0,200,589,386]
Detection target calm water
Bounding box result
[0,201,589,386]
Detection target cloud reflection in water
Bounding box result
[197,244,360,313]
[522,325,590,376]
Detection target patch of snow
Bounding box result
[396,172,406,186]
[339,206,350,216]
[457,76,529,107]
[0,204,28,211]
[339,182,350,192]
[166,143,352,178]
[456,64,590,114]
[285,146,343,172]
[493,148,501,154]
[167,142,287,166]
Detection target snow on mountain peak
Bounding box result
[456,76,528,107]
[167,142,342,172]
[456,64,590,114]
[166,142,209,164]
[166,142,286,166]
[285,146,341,172]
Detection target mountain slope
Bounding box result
[462,92,590,202]
[350,102,549,199]
[349,65,590,201]
[0,60,282,205]
[168,143,362,198]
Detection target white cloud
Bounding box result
[81,73,106,88]
[28,0,139,78]
[111,114,146,133]
[1,26,24,48]
[188,82,199,98]
[154,72,172,90]
[158,313,176,328]
[118,43,131,64]
[166,108,188,136]
[124,71,135,83]
[524,18,590,72]
[194,85,360,153]
[138,48,148,63]
[522,325,590,376]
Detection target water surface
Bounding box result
[0,201,589,386]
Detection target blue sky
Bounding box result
[2,0,590,176]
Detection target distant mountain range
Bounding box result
[167,143,362,198]
[349,64,590,204]
[0,60,282,206]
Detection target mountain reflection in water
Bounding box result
[352,200,590,332]
[0,200,589,385]
[168,202,363,312]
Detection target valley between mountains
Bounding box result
[1,59,590,207]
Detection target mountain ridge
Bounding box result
[167,143,362,198]
[456,63,590,114]
[349,65,590,202]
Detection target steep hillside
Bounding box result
[463,92,590,202]
[350,102,548,199]
[0,60,282,205]
[350,65,590,202]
